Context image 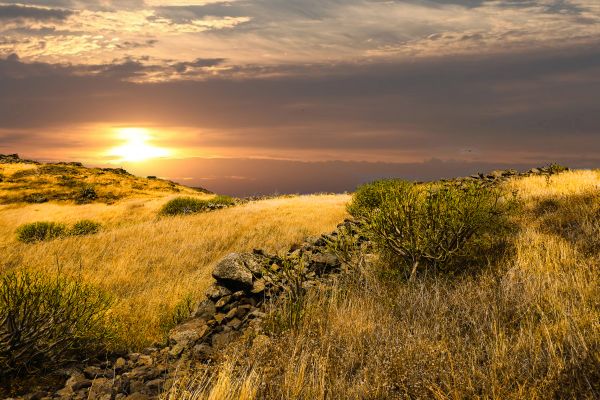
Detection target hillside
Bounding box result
[0,156,350,352]
[1,164,599,400]
[0,154,207,205]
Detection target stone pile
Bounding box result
[11,220,362,400]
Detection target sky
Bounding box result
[0,0,599,195]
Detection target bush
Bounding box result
[349,180,514,279]
[0,271,114,377]
[76,186,98,204]
[70,220,101,236]
[347,179,402,218]
[16,221,67,243]
[160,195,236,216]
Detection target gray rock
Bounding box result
[212,253,263,289]
[205,285,231,300]
[193,299,216,320]
[168,318,208,347]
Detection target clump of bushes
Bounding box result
[70,219,102,236]
[160,195,236,216]
[16,221,67,243]
[349,179,515,279]
[0,271,115,378]
[16,220,102,243]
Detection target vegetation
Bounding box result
[70,219,102,236]
[349,180,514,278]
[1,192,349,348]
[0,271,114,378]
[160,195,236,216]
[165,170,600,399]
[16,221,67,243]
[0,161,203,204]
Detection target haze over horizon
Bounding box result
[1,0,599,194]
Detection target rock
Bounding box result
[168,318,208,347]
[212,253,261,289]
[192,343,214,360]
[71,379,93,391]
[125,393,149,400]
[228,318,243,330]
[168,344,185,357]
[205,285,231,300]
[211,331,240,349]
[84,366,114,379]
[215,295,232,308]
[225,307,238,321]
[114,357,127,371]
[145,379,163,392]
[487,170,504,179]
[214,312,226,324]
[251,279,265,294]
[87,378,113,400]
[24,391,47,400]
[309,252,340,271]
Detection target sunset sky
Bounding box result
[1,0,599,194]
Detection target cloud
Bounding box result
[0,41,599,165]
[0,4,74,20]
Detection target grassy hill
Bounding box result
[1,158,598,399]
[0,156,350,348]
[0,154,206,205]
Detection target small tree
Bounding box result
[350,180,513,279]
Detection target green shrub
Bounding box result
[16,221,67,243]
[349,180,514,279]
[347,179,403,218]
[0,271,114,378]
[76,186,97,204]
[160,195,236,216]
[70,220,101,236]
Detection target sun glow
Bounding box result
[108,127,171,162]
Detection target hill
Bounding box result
[0,154,207,205]
[0,156,350,352]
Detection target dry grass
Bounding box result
[0,162,202,204]
[0,185,350,348]
[168,170,600,399]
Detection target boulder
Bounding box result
[193,299,216,320]
[168,318,208,347]
[212,253,264,289]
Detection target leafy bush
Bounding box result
[70,219,101,236]
[349,180,514,279]
[347,179,402,218]
[0,271,114,377]
[76,186,98,204]
[160,195,236,216]
[16,221,67,243]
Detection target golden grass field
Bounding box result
[164,170,600,400]
[0,162,350,349]
[2,161,599,399]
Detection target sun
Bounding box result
[107,127,171,163]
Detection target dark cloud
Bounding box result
[172,58,226,73]
[0,4,73,20]
[0,43,599,159]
